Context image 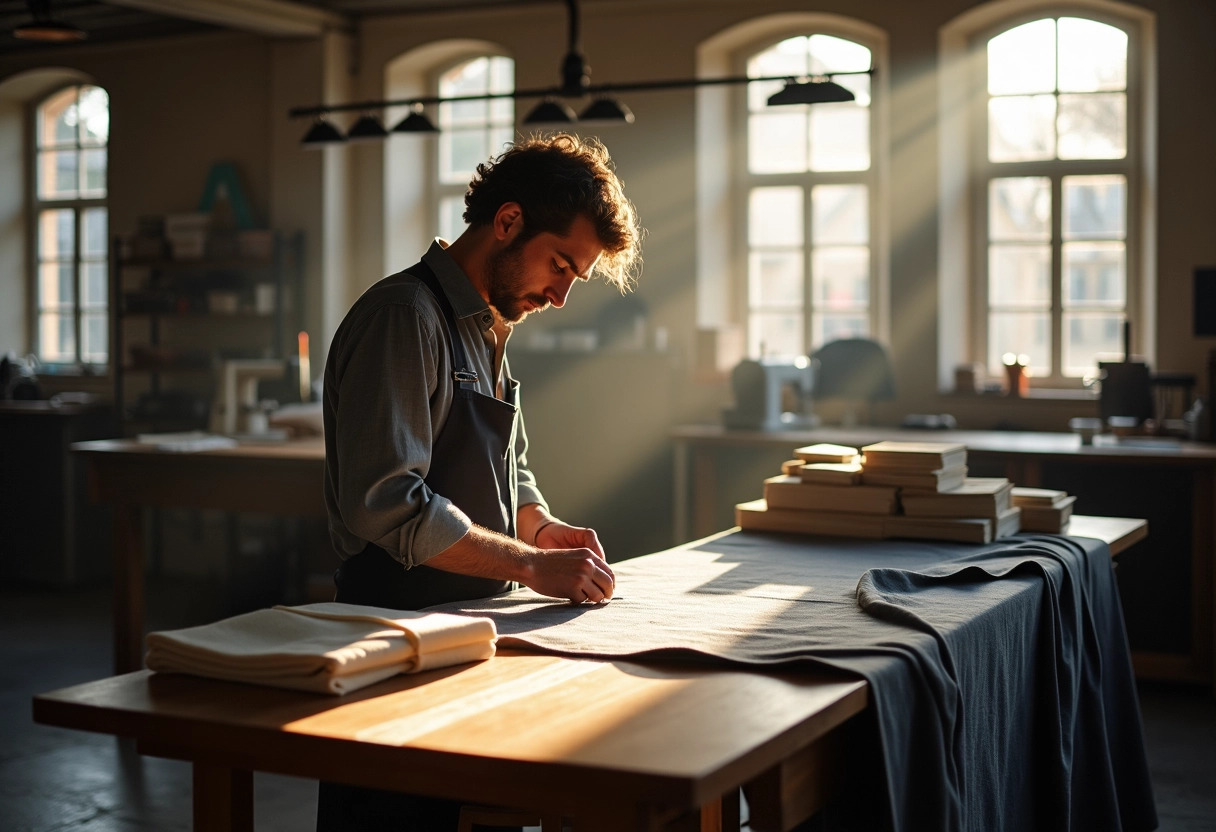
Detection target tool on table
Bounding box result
[210,359,285,435]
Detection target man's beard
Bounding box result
[487,240,549,324]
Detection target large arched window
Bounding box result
[978,15,1135,382]
[742,34,876,358]
[434,55,514,241]
[32,83,109,367]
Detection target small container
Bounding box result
[1068,416,1103,445]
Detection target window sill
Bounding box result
[943,387,1098,403]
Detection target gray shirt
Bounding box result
[323,240,548,567]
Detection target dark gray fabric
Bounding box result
[429,531,1157,832]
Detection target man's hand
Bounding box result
[522,546,615,603]
[535,520,606,560]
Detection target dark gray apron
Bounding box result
[332,260,520,610]
[317,261,523,832]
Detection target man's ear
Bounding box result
[493,202,524,242]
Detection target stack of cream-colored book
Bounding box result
[1011,487,1076,533]
[737,440,1024,544]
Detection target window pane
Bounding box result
[438,196,466,242]
[1063,175,1125,239]
[989,312,1050,376]
[807,34,871,75]
[989,177,1050,241]
[810,103,869,171]
[82,261,107,307]
[441,56,491,98]
[749,251,803,306]
[812,247,869,308]
[38,149,78,199]
[1063,242,1125,307]
[1058,18,1127,93]
[38,87,78,147]
[749,312,803,358]
[40,263,75,306]
[988,19,1056,95]
[83,207,107,256]
[749,187,803,246]
[989,95,1055,162]
[1064,313,1123,376]
[82,312,108,363]
[748,110,808,173]
[78,86,110,144]
[1058,93,1126,159]
[813,185,867,244]
[989,245,1051,306]
[814,313,869,347]
[81,148,106,196]
[444,97,490,128]
[748,39,808,110]
[490,126,512,157]
[38,311,75,362]
[39,209,75,259]
[441,128,488,184]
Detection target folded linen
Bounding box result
[145,602,497,695]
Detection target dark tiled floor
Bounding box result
[4,578,1216,831]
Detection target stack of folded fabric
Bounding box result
[145,602,497,695]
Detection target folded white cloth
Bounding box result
[145,602,497,695]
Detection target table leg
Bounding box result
[112,501,144,675]
[192,762,253,832]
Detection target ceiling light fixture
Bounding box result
[346,113,389,142]
[301,118,345,148]
[289,0,872,144]
[391,105,439,134]
[12,0,86,42]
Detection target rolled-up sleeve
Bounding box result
[328,301,472,567]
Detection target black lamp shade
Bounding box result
[767,79,856,106]
[346,114,389,141]
[391,110,439,133]
[523,99,578,125]
[578,97,635,124]
[301,119,345,147]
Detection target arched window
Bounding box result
[434,55,514,241]
[742,33,876,358]
[32,83,109,367]
[978,15,1135,382]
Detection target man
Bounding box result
[317,133,642,831]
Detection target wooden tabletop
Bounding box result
[34,650,868,830]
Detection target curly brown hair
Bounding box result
[463,133,643,291]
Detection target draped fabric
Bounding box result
[429,532,1156,832]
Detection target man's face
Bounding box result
[486,214,604,324]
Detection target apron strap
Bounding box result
[406,261,479,388]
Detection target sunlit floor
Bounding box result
[4,577,1215,832]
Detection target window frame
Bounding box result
[26,83,109,373]
[969,10,1143,388]
[731,29,885,359]
[427,52,515,243]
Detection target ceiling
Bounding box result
[0,0,539,56]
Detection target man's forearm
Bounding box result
[425,525,537,584]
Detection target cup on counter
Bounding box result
[1068,416,1104,445]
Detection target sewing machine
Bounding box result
[721,357,818,430]
[210,359,285,435]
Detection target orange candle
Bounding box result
[298,331,311,402]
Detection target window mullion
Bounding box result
[804,179,813,353]
[1051,173,1063,380]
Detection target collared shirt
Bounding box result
[322,239,548,567]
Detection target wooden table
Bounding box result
[33,652,869,832]
[672,424,1214,686]
[31,519,1142,832]
[73,438,326,674]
